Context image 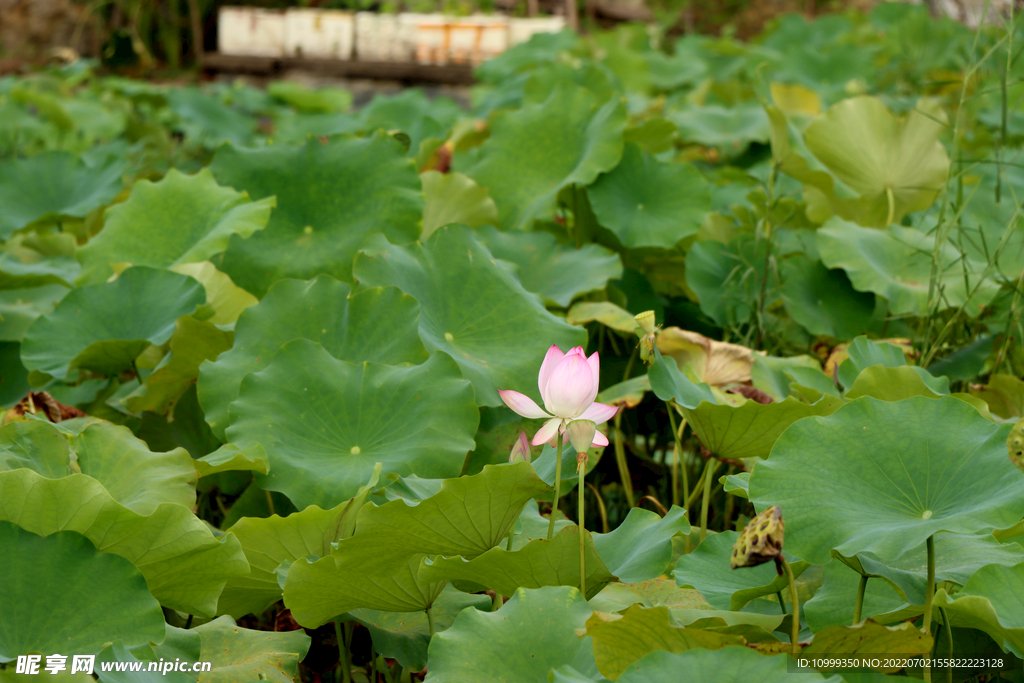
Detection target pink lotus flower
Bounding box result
[498,345,618,448]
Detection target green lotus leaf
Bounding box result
[21,267,205,381]
[0,285,69,342]
[332,462,549,576]
[125,316,233,417]
[801,621,933,667]
[0,152,124,239]
[475,226,622,308]
[166,87,257,148]
[350,584,491,672]
[835,336,910,388]
[464,83,625,230]
[96,642,194,683]
[933,563,1024,656]
[217,499,356,618]
[531,438,603,491]
[845,365,993,418]
[0,469,248,616]
[583,605,745,681]
[722,472,750,499]
[0,252,78,289]
[77,168,274,285]
[970,374,1024,420]
[748,396,1024,565]
[803,96,948,227]
[667,102,770,149]
[358,90,462,156]
[199,275,426,439]
[587,144,710,249]
[566,302,638,334]
[421,171,498,240]
[194,443,268,479]
[285,554,445,628]
[226,339,477,509]
[421,525,615,599]
[780,255,876,340]
[839,533,1024,606]
[591,506,690,584]
[682,239,764,327]
[353,225,587,407]
[210,133,422,296]
[0,522,165,660]
[588,578,784,632]
[0,420,196,514]
[673,531,809,611]
[648,348,716,409]
[615,648,828,683]
[804,560,915,632]
[169,262,257,327]
[818,218,999,317]
[425,586,598,683]
[267,81,351,113]
[192,616,311,683]
[596,374,651,408]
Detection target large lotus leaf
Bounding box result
[474,226,623,308]
[96,641,194,683]
[818,218,999,317]
[970,374,1024,420]
[199,275,426,439]
[0,285,69,342]
[424,586,598,683]
[683,394,842,460]
[21,267,205,381]
[194,443,269,478]
[353,225,587,407]
[802,621,933,668]
[804,560,914,631]
[421,525,616,600]
[582,605,745,681]
[683,239,762,327]
[357,90,462,155]
[589,579,784,632]
[350,584,491,672]
[648,348,716,409]
[780,255,876,340]
[933,563,1024,656]
[421,171,498,240]
[227,340,477,509]
[0,522,165,661]
[124,316,233,417]
[330,462,549,576]
[0,420,196,515]
[591,506,690,584]
[210,133,422,296]
[285,554,446,628]
[587,144,710,249]
[615,648,829,683]
[748,396,1024,565]
[170,262,257,327]
[77,169,274,285]
[193,616,311,683]
[166,87,257,148]
[840,533,1024,606]
[752,354,835,402]
[667,102,770,149]
[834,336,911,389]
[0,252,78,289]
[566,302,638,334]
[0,152,124,239]
[673,531,809,611]
[0,470,248,616]
[463,83,625,230]
[845,365,993,419]
[804,97,948,226]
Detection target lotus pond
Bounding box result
[2,3,1024,683]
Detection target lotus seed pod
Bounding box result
[1008,417,1024,473]
[731,505,785,569]
[635,310,657,335]
[566,419,597,456]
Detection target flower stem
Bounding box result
[779,556,800,656]
[548,432,563,541]
[426,606,436,638]
[505,525,515,551]
[923,534,936,682]
[335,621,352,683]
[699,458,718,542]
[853,574,868,625]
[612,412,634,507]
[666,405,688,508]
[940,607,953,683]
[776,590,787,615]
[578,461,587,598]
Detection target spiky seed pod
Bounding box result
[1008,417,1024,474]
[731,506,785,570]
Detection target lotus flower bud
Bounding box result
[509,431,531,464]
[1008,418,1024,473]
[731,506,785,570]
[635,310,657,335]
